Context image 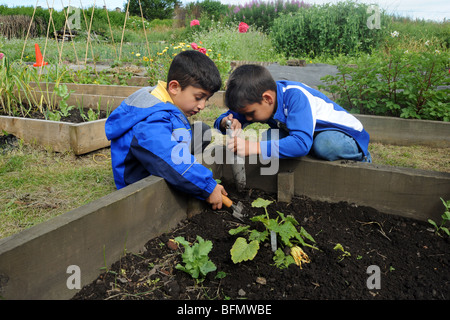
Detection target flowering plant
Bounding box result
[190,19,200,27]
[190,42,207,55]
[238,22,249,33]
[0,52,4,60]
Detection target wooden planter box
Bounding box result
[0,116,108,155]
[0,146,448,300]
[1,83,144,155]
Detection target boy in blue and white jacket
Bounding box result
[105,50,227,209]
[214,64,371,163]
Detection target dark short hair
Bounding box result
[225,64,277,111]
[167,50,221,93]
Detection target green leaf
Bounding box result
[428,219,438,229]
[196,236,213,256]
[273,248,295,269]
[299,226,316,243]
[199,260,217,276]
[251,198,273,209]
[248,229,268,242]
[230,237,260,264]
[229,225,250,235]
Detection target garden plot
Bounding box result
[73,185,449,300]
[0,145,448,300]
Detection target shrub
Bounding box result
[320,37,450,121]
[226,0,309,33]
[270,0,391,58]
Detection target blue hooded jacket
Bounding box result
[214,80,370,159]
[105,86,217,200]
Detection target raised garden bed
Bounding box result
[1,145,448,300]
[72,185,449,300]
[0,83,137,155]
[2,81,448,156]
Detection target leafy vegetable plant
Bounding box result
[174,235,217,282]
[46,84,75,120]
[333,243,351,261]
[229,198,316,269]
[428,198,450,236]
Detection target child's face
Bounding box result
[237,90,276,122]
[168,81,212,117]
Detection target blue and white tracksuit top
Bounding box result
[214,80,370,159]
[105,86,217,200]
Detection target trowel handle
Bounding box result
[222,194,233,208]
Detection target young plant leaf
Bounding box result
[230,237,259,264]
[251,198,273,208]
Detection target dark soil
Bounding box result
[72,186,449,300]
[0,107,107,123]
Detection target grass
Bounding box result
[1,105,448,239]
[0,144,115,239]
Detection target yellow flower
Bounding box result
[290,246,310,269]
[136,53,141,57]
[143,56,149,61]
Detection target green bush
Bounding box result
[226,0,309,33]
[185,0,229,20]
[320,39,450,121]
[270,0,391,58]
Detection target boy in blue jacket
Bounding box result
[214,64,371,163]
[105,50,227,209]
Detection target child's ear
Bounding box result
[167,80,181,95]
[262,90,276,105]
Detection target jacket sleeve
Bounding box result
[214,110,247,133]
[131,112,217,200]
[260,90,314,159]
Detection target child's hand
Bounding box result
[221,114,241,136]
[227,136,260,157]
[206,184,227,210]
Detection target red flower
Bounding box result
[238,22,249,33]
[198,47,207,54]
[190,42,198,50]
[190,19,200,27]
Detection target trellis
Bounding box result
[20,0,152,76]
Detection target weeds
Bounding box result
[428,198,450,236]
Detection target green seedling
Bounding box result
[54,84,75,117]
[174,236,217,283]
[229,197,316,268]
[333,243,351,261]
[428,198,450,236]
